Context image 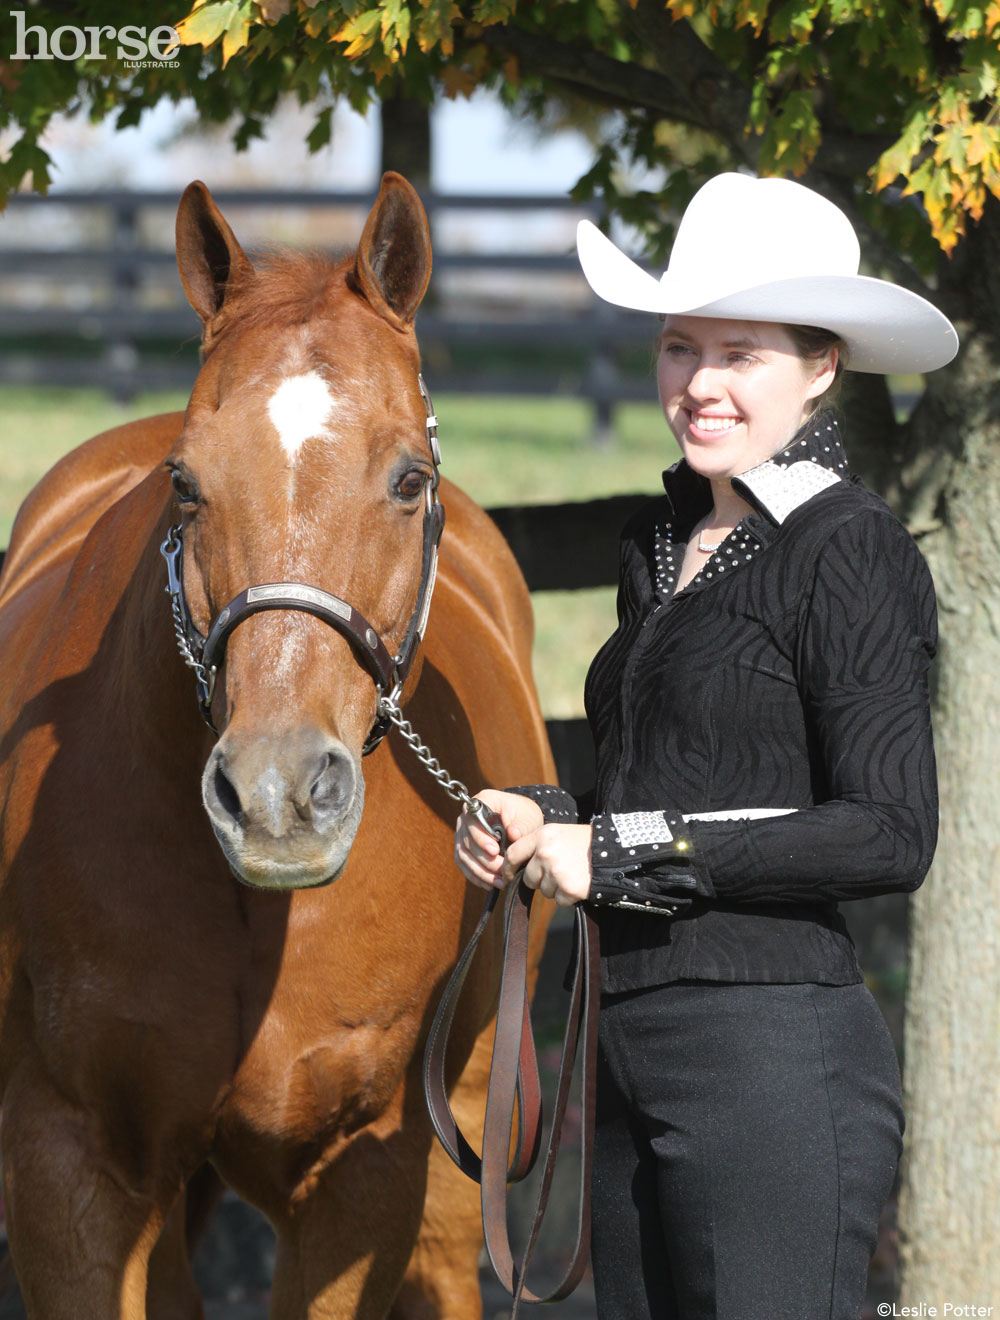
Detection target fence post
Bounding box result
[588,298,618,447]
[104,195,140,403]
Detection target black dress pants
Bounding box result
[591,981,903,1320]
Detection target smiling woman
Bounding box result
[453,171,959,1320]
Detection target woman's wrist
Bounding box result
[505,783,579,824]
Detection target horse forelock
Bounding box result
[201,248,355,357]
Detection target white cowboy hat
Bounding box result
[576,173,959,374]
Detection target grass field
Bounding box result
[0,385,679,717]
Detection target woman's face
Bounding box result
[657,316,837,481]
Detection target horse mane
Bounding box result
[202,248,354,356]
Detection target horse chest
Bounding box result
[218,1013,418,1157]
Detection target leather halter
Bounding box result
[161,373,445,754]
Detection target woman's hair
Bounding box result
[784,324,847,411]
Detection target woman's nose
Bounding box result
[686,363,725,400]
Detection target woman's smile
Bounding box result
[684,410,743,438]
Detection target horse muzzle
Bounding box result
[201,726,365,889]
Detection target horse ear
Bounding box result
[352,172,432,328]
[175,181,254,325]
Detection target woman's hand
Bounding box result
[503,824,593,908]
[454,789,545,890]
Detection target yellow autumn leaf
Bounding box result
[331,8,381,56]
[964,178,987,220]
[440,63,478,96]
[873,146,906,192]
[174,1,240,48]
[966,121,998,167]
[304,8,326,37]
[222,5,252,63]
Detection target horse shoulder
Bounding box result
[435,478,536,677]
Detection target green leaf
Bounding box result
[307,105,333,150]
[396,6,411,48]
[234,114,264,148]
[115,100,144,130]
[769,0,819,44]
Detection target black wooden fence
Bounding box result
[0,188,658,433]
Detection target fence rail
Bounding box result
[0,188,657,420]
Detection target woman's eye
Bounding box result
[664,343,694,358]
[170,468,200,505]
[729,353,756,369]
[396,470,428,500]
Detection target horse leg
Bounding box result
[145,1172,226,1320]
[266,1106,430,1320]
[2,1060,173,1320]
[391,897,553,1320]
[388,1027,491,1320]
[145,1163,226,1320]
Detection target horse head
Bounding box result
[167,174,436,890]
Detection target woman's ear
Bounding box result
[805,346,839,401]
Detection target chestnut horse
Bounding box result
[0,174,554,1318]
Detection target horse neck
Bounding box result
[90,483,212,771]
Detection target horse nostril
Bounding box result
[311,754,333,801]
[213,761,243,823]
[307,750,353,825]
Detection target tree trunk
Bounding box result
[895,198,1000,1305]
[379,90,431,191]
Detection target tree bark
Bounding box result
[895,197,1000,1306]
[379,89,431,192]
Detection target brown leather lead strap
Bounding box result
[423,880,599,1315]
[423,886,542,1184]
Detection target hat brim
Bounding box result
[576,219,959,375]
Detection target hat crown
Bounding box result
[665,174,861,298]
[573,171,959,373]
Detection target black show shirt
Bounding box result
[511,412,938,992]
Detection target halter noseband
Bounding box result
[161,373,445,755]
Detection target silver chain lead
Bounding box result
[161,527,214,706]
[377,693,477,811]
[378,693,505,846]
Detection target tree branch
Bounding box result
[480,14,895,181]
[475,26,716,131]
[616,0,755,157]
[802,171,939,303]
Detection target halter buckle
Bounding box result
[161,526,184,597]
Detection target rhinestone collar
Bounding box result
[654,410,849,600]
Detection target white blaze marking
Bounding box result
[267,371,335,462]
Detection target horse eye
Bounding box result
[396,469,427,501]
[170,467,200,505]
